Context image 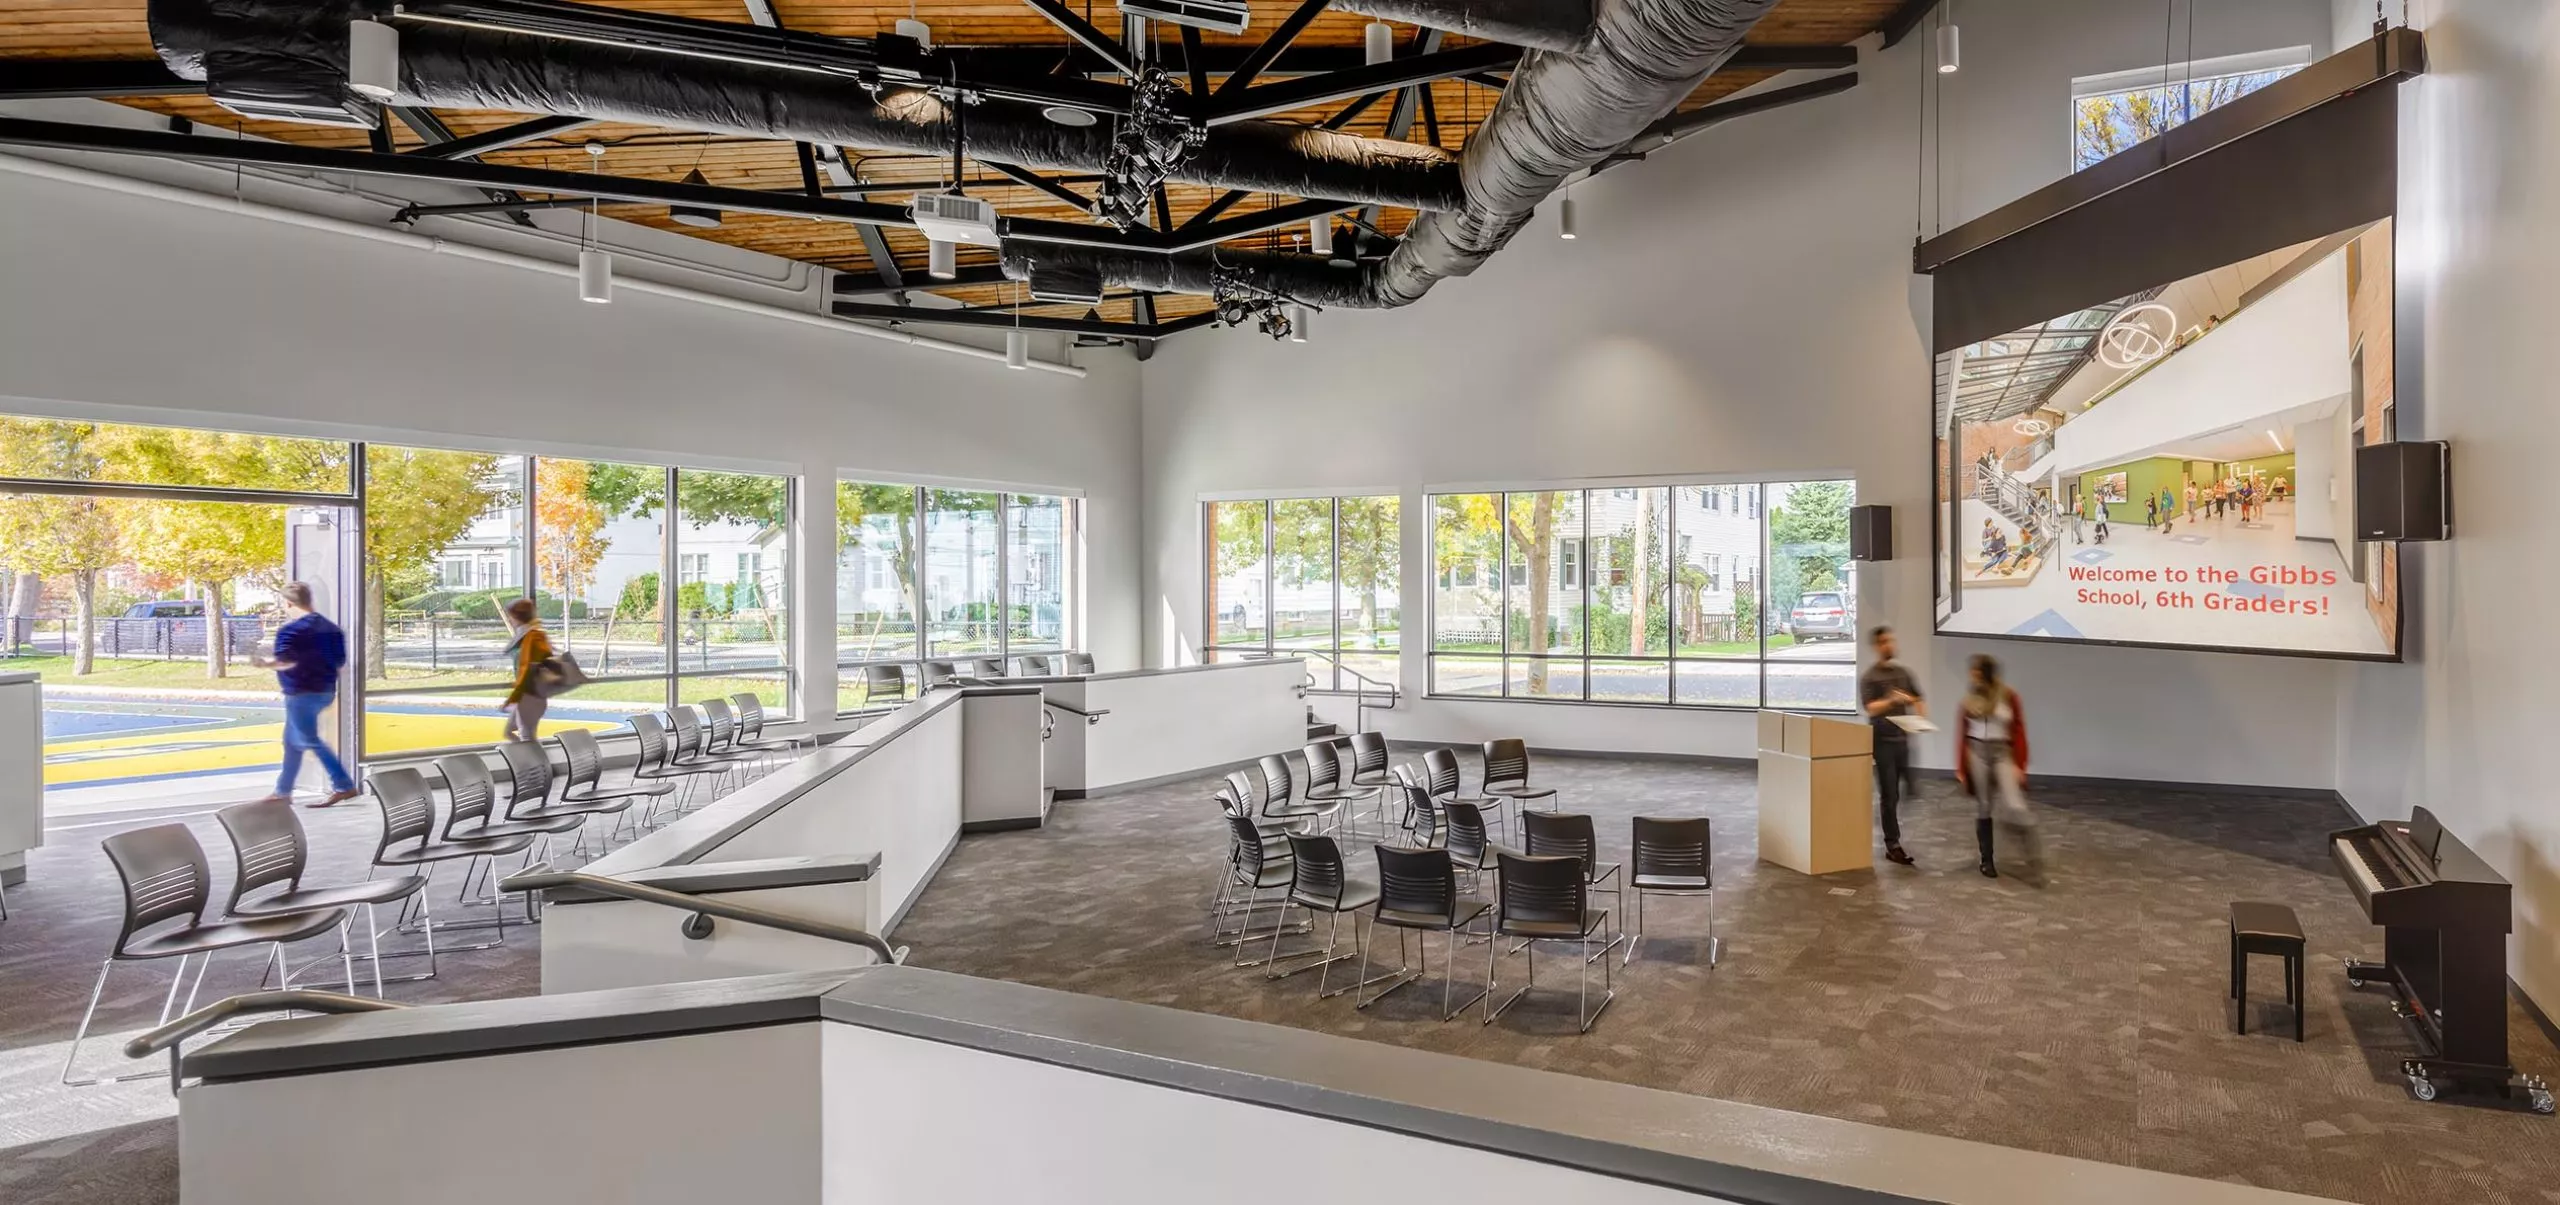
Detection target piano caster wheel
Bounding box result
[2530,1087,2554,1115]
[2409,1075,2438,1103]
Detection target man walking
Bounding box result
[258,582,358,807]
[1860,625,1926,866]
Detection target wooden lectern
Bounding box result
[1755,709,1873,875]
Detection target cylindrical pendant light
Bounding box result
[1558,192,1578,240]
[1364,22,1394,66]
[347,19,400,100]
[1287,303,1310,343]
[1005,329,1029,370]
[895,17,932,49]
[1935,6,1960,74]
[1308,218,1333,257]
[578,249,613,303]
[928,239,956,280]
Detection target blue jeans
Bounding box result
[278,690,354,795]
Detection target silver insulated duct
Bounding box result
[1004,0,1786,308]
[146,0,1465,212]
[1330,0,1595,54]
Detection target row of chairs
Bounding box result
[1221,734,1559,845]
[1211,740,1713,1033]
[64,693,799,1085]
[859,652,1099,705]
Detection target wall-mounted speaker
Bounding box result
[1849,504,1893,561]
[2354,440,2449,542]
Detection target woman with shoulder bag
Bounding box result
[1953,654,2041,880]
[502,597,555,742]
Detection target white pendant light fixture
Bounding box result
[1006,281,1029,369]
[1558,191,1578,240]
[1308,217,1333,257]
[1935,2,1960,74]
[895,16,932,48]
[578,141,612,303]
[348,18,400,100]
[1287,303,1310,343]
[1364,21,1394,66]
[928,239,957,280]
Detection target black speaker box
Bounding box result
[2355,440,2449,542]
[1849,504,1893,561]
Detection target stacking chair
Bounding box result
[555,727,677,835]
[1261,835,1384,996]
[217,798,426,996]
[919,660,960,688]
[699,698,789,779]
[1627,816,1716,967]
[1485,852,1614,1032]
[1346,731,1394,797]
[1358,845,1492,1020]
[496,741,632,851]
[1215,813,1299,956]
[368,766,538,947]
[1423,747,1508,843]
[1017,654,1053,676]
[1522,811,1625,961]
[431,755,568,922]
[1301,740,1382,837]
[66,824,351,1085]
[630,713,732,816]
[964,657,1006,678]
[668,706,758,796]
[1213,781,1290,914]
[1444,801,1505,888]
[1059,652,1097,675]
[1481,738,1560,817]
[1255,754,1338,834]
[863,663,910,706]
[1391,775,1444,848]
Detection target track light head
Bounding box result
[347,19,399,101]
[1365,21,1394,67]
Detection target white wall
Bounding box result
[2335,0,2560,1016]
[0,119,1144,720]
[1140,0,2345,785]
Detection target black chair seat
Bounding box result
[1377,899,1489,931]
[2230,902,2303,944]
[1292,881,1382,912]
[455,815,583,842]
[1265,803,1336,821]
[123,908,349,959]
[563,781,677,802]
[233,877,425,917]
[1487,784,1556,801]
[1241,863,1295,890]
[1632,872,1711,892]
[380,833,537,865]
[638,764,729,781]
[1503,913,1605,940]
[509,800,630,824]
[1303,786,1378,805]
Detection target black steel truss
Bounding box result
[834,265,1011,295]
[406,114,593,160]
[1204,43,1518,126]
[832,300,1219,338]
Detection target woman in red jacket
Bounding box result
[1953,654,2039,879]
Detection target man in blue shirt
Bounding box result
[258,582,358,807]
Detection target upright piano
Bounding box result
[2331,806,2550,1110]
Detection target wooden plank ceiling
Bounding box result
[3,0,1907,324]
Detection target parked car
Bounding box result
[100,600,264,657]
[1786,591,1853,642]
[121,600,208,619]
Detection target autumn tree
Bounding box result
[1336,497,1399,644]
[0,419,123,673]
[837,482,917,655]
[362,448,505,669]
[1506,493,1561,691]
[533,458,609,653]
[122,499,283,678]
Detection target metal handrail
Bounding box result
[124,989,408,1093]
[1288,649,1400,735]
[499,866,906,966]
[1042,699,1111,725]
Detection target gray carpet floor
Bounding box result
[3,754,2555,1204]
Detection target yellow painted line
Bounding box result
[43,713,619,787]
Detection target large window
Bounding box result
[2071,49,2308,171]
[364,456,797,758]
[837,481,1083,713]
[1427,479,1856,711]
[1205,495,1401,691]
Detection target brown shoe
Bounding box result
[309,787,362,808]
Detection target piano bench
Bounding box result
[2230,901,2306,1042]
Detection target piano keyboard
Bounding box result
[2335,836,2386,897]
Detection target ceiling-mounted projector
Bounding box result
[1116,0,1250,35]
[910,192,1002,247]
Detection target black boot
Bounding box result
[1976,819,1998,878]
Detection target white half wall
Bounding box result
[2336,0,2560,1018]
[1139,0,2345,786]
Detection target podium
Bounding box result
[1755,710,1873,876]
